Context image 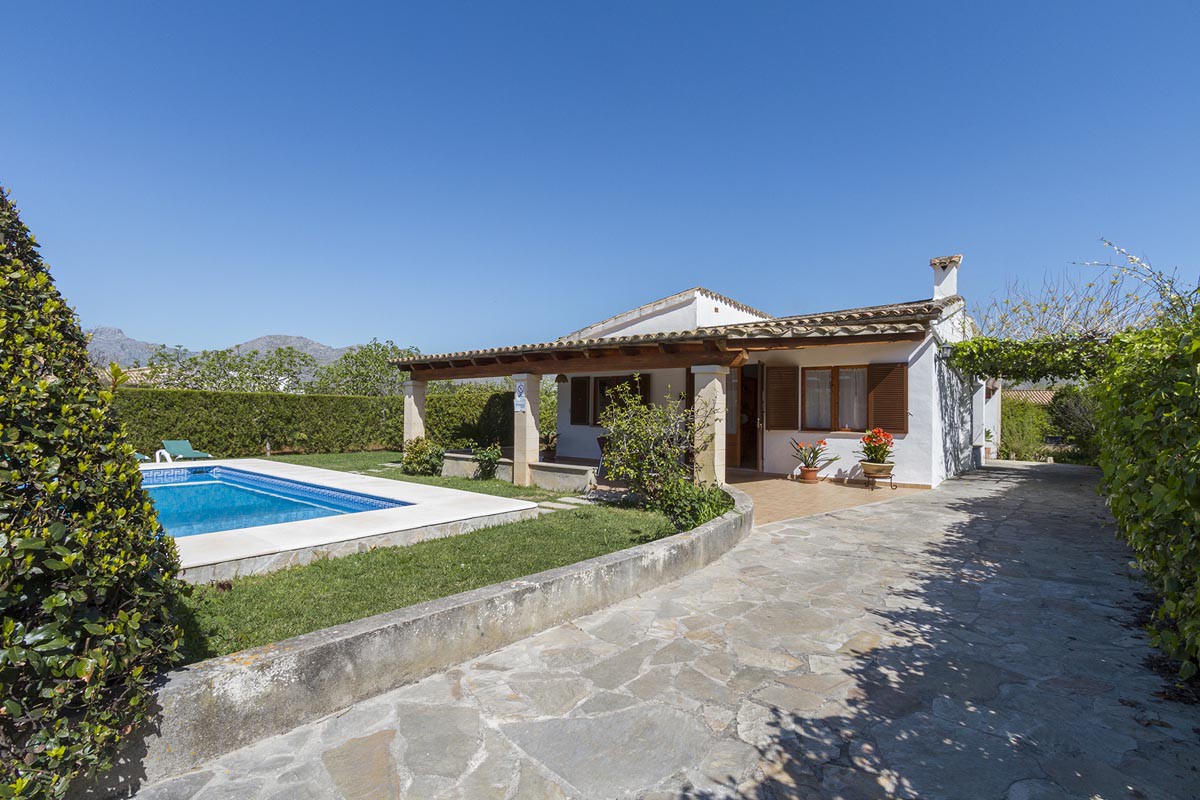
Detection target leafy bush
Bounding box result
[598,379,702,503]
[652,479,734,531]
[472,443,503,480]
[1096,311,1200,678]
[401,437,445,476]
[998,398,1050,461]
[113,388,406,457]
[596,379,730,530]
[1048,384,1100,462]
[0,186,185,798]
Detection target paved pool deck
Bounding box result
[131,463,1200,799]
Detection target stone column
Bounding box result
[402,380,427,442]
[512,373,541,486]
[691,365,728,485]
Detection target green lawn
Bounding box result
[177,505,672,663]
[268,450,567,502]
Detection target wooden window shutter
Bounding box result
[637,373,653,405]
[570,377,590,426]
[685,369,695,409]
[867,362,908,433]
[764,365,799,430]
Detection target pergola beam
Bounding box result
[406,348,748,381]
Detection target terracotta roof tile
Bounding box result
[394,295,962,367]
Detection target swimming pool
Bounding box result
[143,466,409,537]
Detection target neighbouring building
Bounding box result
[396,255,994,489]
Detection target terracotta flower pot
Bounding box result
[859,460,895,478]
[798,467,820,484]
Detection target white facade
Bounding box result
[553,267,980,489]
[561,288,771,341]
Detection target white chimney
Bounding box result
[930,254,963,300]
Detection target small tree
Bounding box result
[0,187,185,797]
[598,379,731,530]
[145,345,317,393]
[309,339,419,396]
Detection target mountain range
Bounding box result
[85,326,356,367]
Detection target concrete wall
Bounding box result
[80,487,754,796]
[441,452,595,493]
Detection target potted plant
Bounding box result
[789,438,838,484]
[857,428,895,479]
[541,429,558,462]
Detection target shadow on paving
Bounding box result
[680,464,1199,799]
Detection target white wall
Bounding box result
[598,302,699,338]
[983,382,1002,457]
[569,291,770,341]
[695,297,770,328]
[752,339,939,487]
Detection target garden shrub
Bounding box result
[652,479,734,532]
[598,380,697,502]
[1047,384,1100,463]
[401,437,445,476]
[598,379,731,530]
[472,443,503,480]
[0,187,185,798]
[113,388,406,457]
[998,398,1050,461]
[1096,311,1200,678]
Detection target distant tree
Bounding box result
[144,345,317,393]
[0,185,184,797]
[309,339,419,396]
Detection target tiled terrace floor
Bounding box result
[129,464,1200,799]
[727,471,924,524]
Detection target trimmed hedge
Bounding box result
[111,384,532,458]
[113,389,406,458]
[1097,311,1200,678]
[998,398,1050,461]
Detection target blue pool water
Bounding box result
[143,466,409,537]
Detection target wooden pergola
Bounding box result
[392,324,929,487]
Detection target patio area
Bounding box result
[125,462,1200,800]
[727,470,925,524]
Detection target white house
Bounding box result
[396,255,988,489]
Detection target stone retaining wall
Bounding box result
[84,486,753,795]
[441,451,596,493]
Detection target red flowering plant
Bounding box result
[789,438,839,469]
[857,428,895,463]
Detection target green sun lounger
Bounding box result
[161,440,213,461]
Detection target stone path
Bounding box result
[134,464,1200,799]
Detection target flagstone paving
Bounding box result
[132,464,1200,799]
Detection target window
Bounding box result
[589,374,647,425]
[569,377,590,426]
[802,363,908,433]
[838,367,867,430]
[802,368,831,430]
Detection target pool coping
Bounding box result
[140,459,538,582]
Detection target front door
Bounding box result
[738,365,760,470]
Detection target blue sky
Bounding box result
[5,2,1198,354]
